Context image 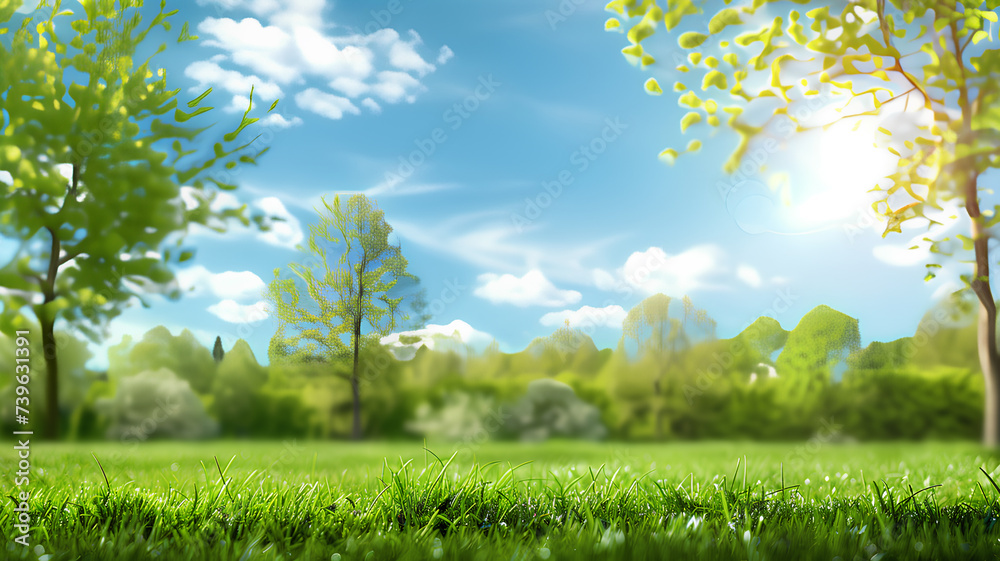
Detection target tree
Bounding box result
[622,294,715,438]
[212,339,267,436]
[212,336,225,364]
[266,194,416,440]
[608,0,1000,443]
[0,1,277,437]
[107,326,217,394]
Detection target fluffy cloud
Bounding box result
[474,270,581,307]
[184,60,282,101]
[207,299,269,323]
[175,266,266,301]
[177,189,304,250]
[370,71,423,104]
[381,319,494,359]
[736,265,762,288]
[295,88,361,120]
[330,76,370,98]
[258,113,304,129]
[381,319,493,349]
[391,212,615,281]
[198,17,297,81]
[620,245,723,296]
[593,245,779,296]
[437,45,454,65]
[190,2,451,123]
[387,31,435,76]
[254,196,304,248]
[361,98,382,114]
[539,305,626,329]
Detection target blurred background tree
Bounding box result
[0,0,277,438]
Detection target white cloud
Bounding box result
[178,189,304,250]
[295,88,361,120]
[474,270,582,307]
[371,70,423,103]
[736,265,762,288]
[539,305,626,329]
[269,0,325,28]
[226,94,254,113]
[294,26,373,80]
[175,265,266,301]
[208,299,269,323]
[392,212,619,282]
[330,76,370,98]
[254,196,304,248]
[258,113,304,129]
[380,319,494,358]
[388,30,435,76]
[620,245,723,295]
[593,245,772,296]
[437,45,454,65]
[198,17,298,82]
[193,3,450,122]
[590,269,618,291]
[381,319,493,349]
[184,60,283,100]
[361,97,382,114]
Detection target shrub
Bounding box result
[100,368,218,440]
[500,379,606,441]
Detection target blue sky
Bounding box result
[10,0,979,368]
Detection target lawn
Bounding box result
[4,440,1000,560]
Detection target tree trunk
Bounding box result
[966,171,1000,446]
[979,301,1000,446]
[351,349,362,441]
[350,282,364,441]
[41,315,59,439]
[971,223,1000,446]
[40,223,63,440]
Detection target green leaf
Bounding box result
[188,87,213,108]
[678,32,708,49]
[680,111,702,132]
[709,8,742,34]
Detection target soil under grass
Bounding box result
[3,440,1000,560]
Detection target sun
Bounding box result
[800,120,900,224]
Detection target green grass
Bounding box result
[4,440,1000,560]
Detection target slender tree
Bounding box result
[0,1,277,438]
[212,336,225,364]
[266,195,416,440]
[622,294,715,438]
[607,0,1000,444]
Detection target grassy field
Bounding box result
[4,440,1000,560]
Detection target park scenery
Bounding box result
[3,0,1000,559]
